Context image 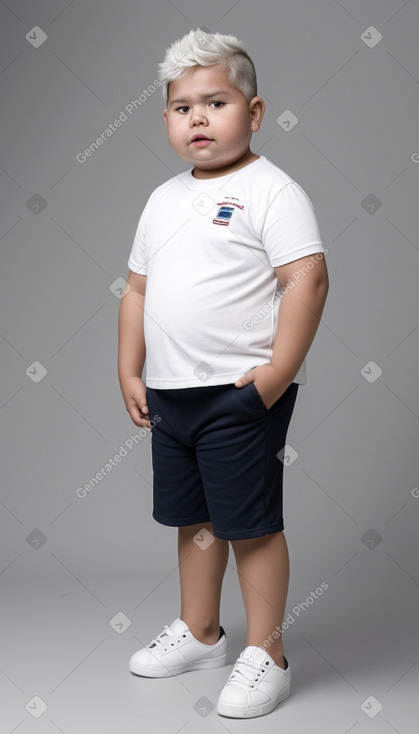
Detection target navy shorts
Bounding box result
[146,380,299,540]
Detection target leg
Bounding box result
[231,530,289,668]
[178,520,229,645]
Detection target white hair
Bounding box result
[158,28,257,105]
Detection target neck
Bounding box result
[191,150,259,179]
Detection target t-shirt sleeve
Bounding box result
[127,206,148,275]
[261,181,324,267]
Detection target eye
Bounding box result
[210,101,224,108]
[175,106,189,113]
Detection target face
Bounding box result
[163,64,265,178]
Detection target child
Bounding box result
[118,28,329,719]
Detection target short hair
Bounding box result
[158,28,257,105]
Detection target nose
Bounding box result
[190,105,208,126]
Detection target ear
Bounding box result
[249,96,265,132]
[163,108,168,126]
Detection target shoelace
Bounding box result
[148,625,186,652]
[228,654,269,689]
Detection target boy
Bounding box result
[118,28,329,719]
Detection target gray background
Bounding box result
[1,0,418,732]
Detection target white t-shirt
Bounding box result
[128,155,324,389]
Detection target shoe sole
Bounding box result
[217,685,290,718]
[129,652,227,677]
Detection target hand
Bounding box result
[119,375,153,430]
[234,364,291,410]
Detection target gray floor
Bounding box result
[2,552,418,734]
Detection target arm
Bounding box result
[118,270,152,428]
[235,253,329,408]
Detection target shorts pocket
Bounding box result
[248,381,270,412]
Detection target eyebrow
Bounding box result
[169,90,231,107]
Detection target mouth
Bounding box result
[190,134,214,145]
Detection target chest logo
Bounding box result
[212,197,244,226]
[213,205,235,226]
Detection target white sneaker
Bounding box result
[129,618,227,677]
[217,645,290,718]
